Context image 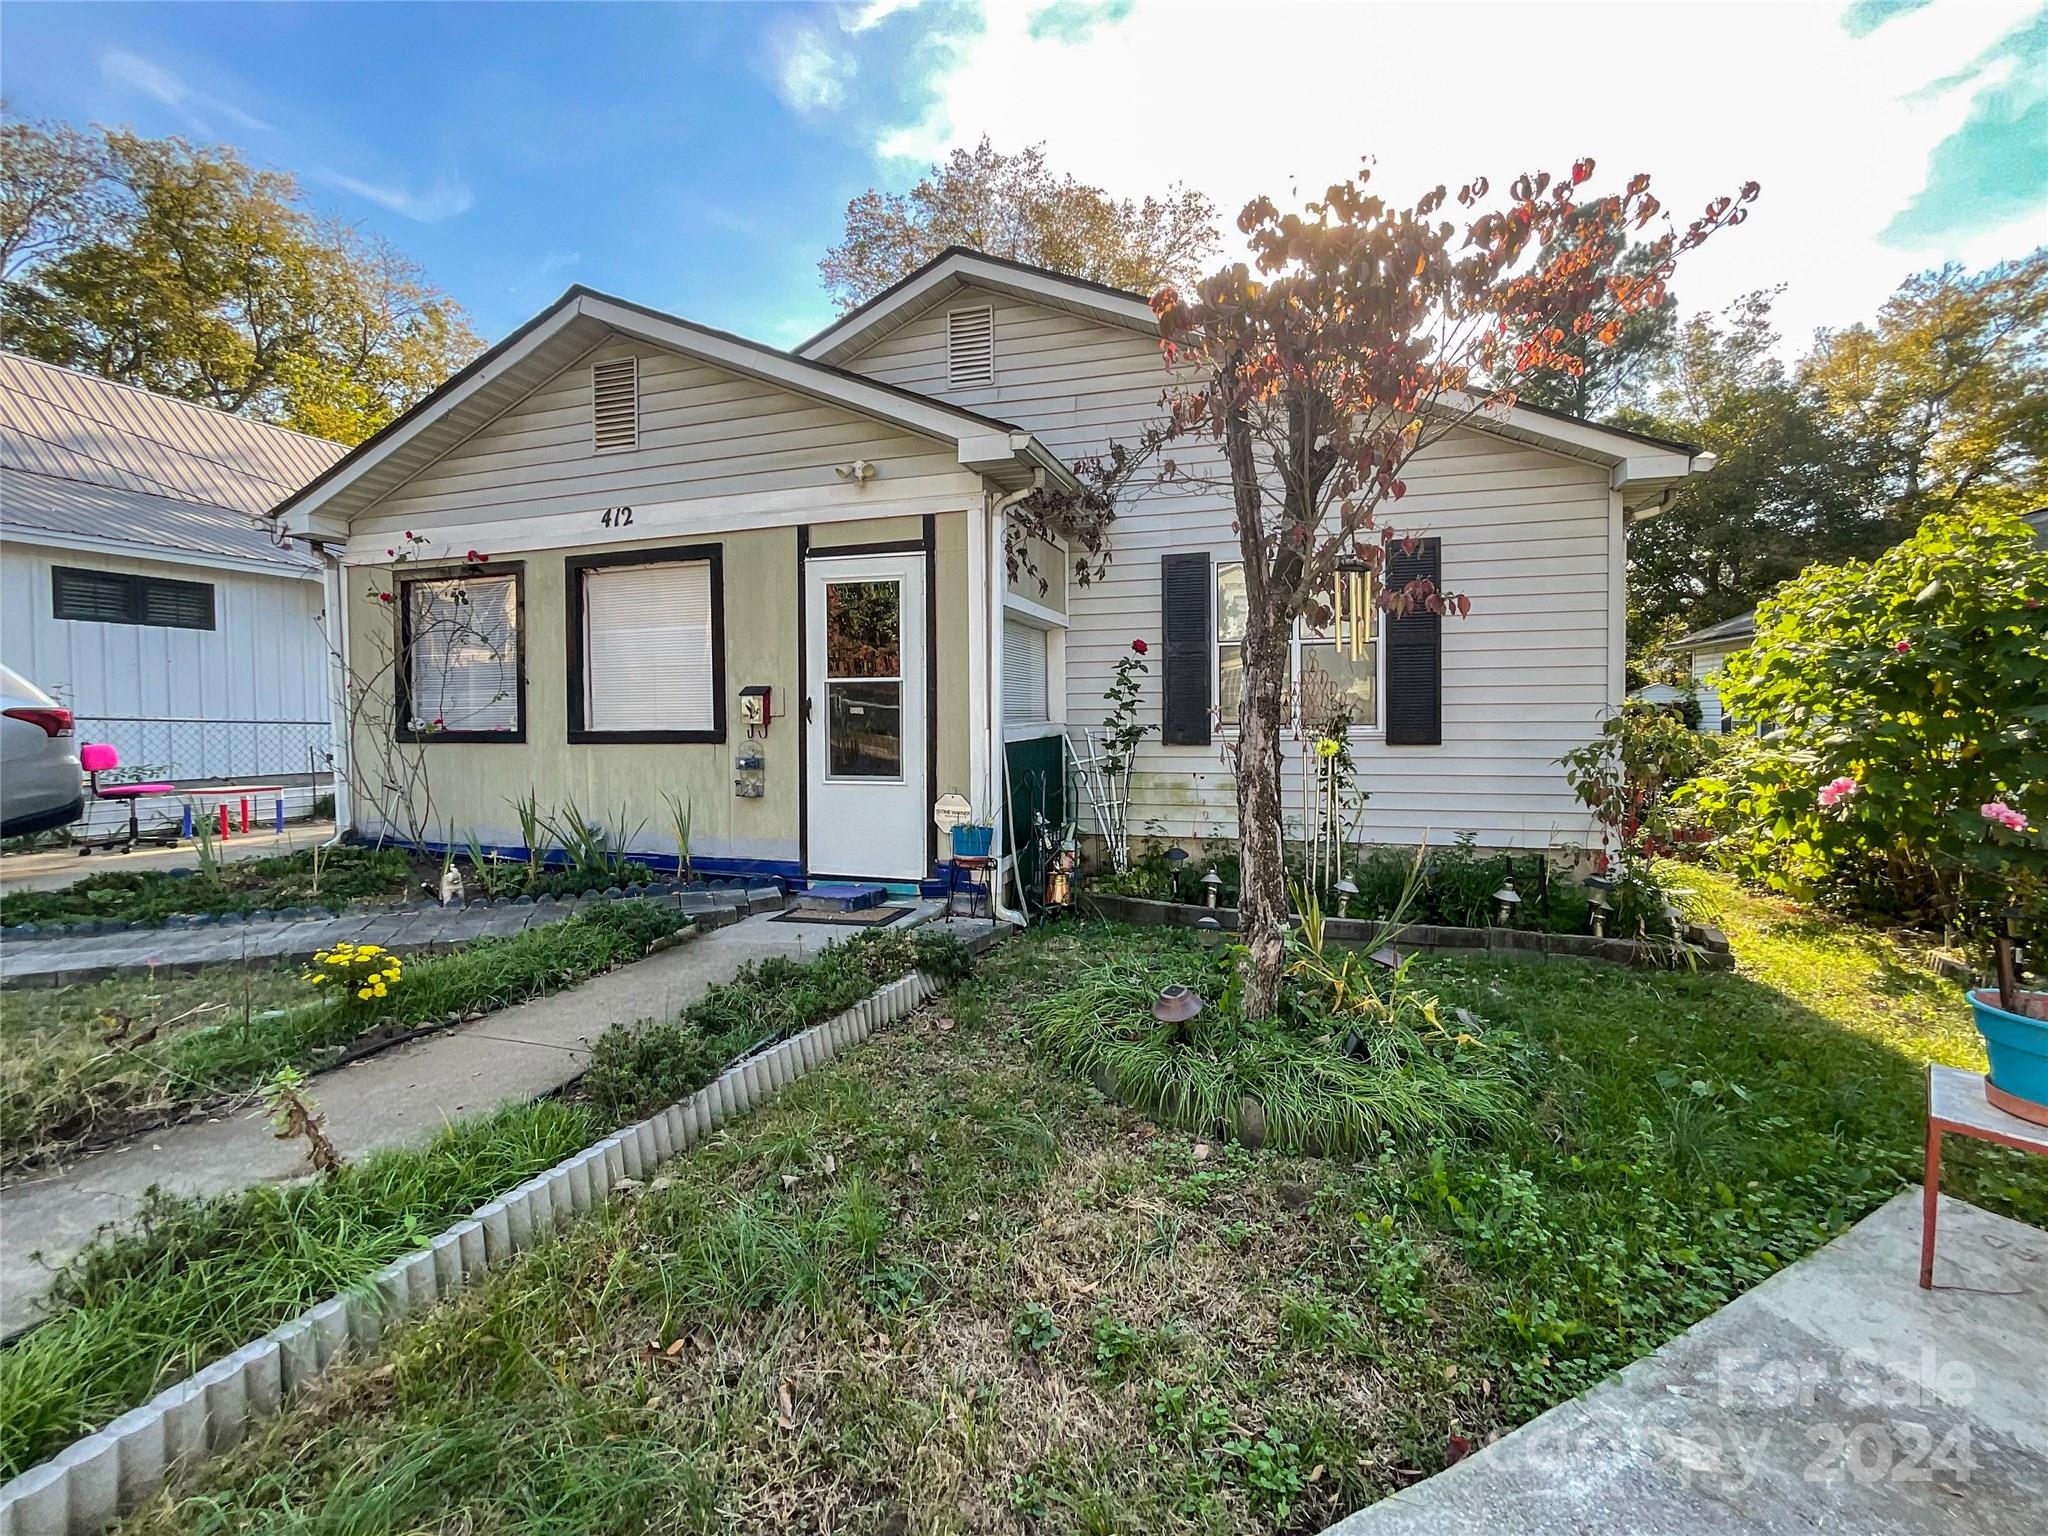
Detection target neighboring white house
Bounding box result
[275,251,1711,894]
[1644,610,1757,734]
[0,354,346,832]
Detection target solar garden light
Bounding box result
[1202,868,1223,908]
[1154,983,1205,1045]
[1195,914,1224,952]
[1587,887,1612,938]
[1164,845,1189,899]
[1492,871,1522,927]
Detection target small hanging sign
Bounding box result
[932,792,973,831]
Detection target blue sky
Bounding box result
[4,1,2044,354]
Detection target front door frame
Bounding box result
[796,517,937,884]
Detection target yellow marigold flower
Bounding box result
[1317,737,1341,758]
[357,986,374,1000]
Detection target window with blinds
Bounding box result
[403,573,521,737]
[53,566,215,630]
[1003,617,1049,725]
[581,559,717,734]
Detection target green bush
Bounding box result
[1677,506,2047,940]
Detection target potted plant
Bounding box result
[1967,803,2047,1125]
[951,819,995,860]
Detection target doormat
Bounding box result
[769,904,919,929]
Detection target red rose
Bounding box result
[432,717,443,728]
[377,592,392,604]
[1131,639,1149,655]
[1894,640,1910,654]
[386,548,395,556]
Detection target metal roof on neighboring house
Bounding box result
[1673,610,1757,650]
[0,352,343,572]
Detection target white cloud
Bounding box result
[312,168,475,223]
[874,0,2048,352]
[775,26,855,112]
[843,0,924,33]
[100,49,273,133]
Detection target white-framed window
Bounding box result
[1215,560,1379,731]
[570,549,723,741]
[401,569,522,740]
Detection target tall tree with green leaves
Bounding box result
[1621,291,1887,659]
[1804,248,2048,518]
[1509,198,1679,421]
[0,118,481,444]
[819,138,1219,311]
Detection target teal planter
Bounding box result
[952,824,994,859]
[1970,987,2048,1121]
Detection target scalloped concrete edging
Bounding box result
[0,969,940,1536]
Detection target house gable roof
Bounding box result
[1674,610,1757,650]
[798,248,1713,507]
[276,285,1075,539]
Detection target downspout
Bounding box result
[317,543,351,848]
[986,480,1041,927]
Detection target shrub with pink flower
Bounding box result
[1817,775,1859,808]
[1983,802,2031,834]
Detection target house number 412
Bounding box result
[599,506,635,528]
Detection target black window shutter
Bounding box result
[1159,551,1212,746]
[1384,537,1442,746]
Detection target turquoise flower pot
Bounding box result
[1970,987,2048,1122]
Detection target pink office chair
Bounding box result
[79,743,179,852]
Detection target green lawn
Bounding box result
[123,872,2043,1534]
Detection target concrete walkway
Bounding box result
[1323,1191,2047,1536]
[0,905,984,1336]
[0,821,339,897]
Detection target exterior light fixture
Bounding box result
[1369,945,1400,970]
[1165,845,1189,900]
[1154,983,1205,1044]
[1587,888,1612,938]
[1202,869,1223,908]
[1195,915,1224,952]
[1492,873,1522,927]
[1334,874,1359,899]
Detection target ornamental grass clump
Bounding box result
[1029,907,1526,1157]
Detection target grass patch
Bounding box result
[1,921,962,1482]
[0,1099,599,1480]
[113,870,2048,1533]
[0,900,685,1171]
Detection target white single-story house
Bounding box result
[277,251,1712,895]
[0,354,345,833]
[1642,610,1756,734]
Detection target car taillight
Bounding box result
[3,706,74,738]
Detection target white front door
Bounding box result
[805,552,927,881]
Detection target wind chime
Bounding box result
[1298,564,1375,895]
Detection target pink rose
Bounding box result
[1894,640,1910,654]
[1817,775,1859,808]
[1982,802,2030,833]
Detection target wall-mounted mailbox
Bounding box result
[739,685,773,737]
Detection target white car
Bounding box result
[1,665,84,838]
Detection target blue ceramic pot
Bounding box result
[1970,987,2048,1115]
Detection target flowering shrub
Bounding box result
[1674,506,2046,942]
[303,941,403,1007]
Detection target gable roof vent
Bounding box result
[591,356,640,453]
[946,305,995,388]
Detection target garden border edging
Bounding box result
[1081,892,1734,970]
[0,968,943,1536]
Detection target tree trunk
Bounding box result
[1233,616,1293,1019]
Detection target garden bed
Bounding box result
[1082,891,1733,970]
[38,871,2042,1535]
[0,900,690,1173]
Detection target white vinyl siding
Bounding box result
[839,288,1617,850]
[1003,617,1048,724]
[405,574,520,734]
[352,337,985,552]
[582,560,715,732]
